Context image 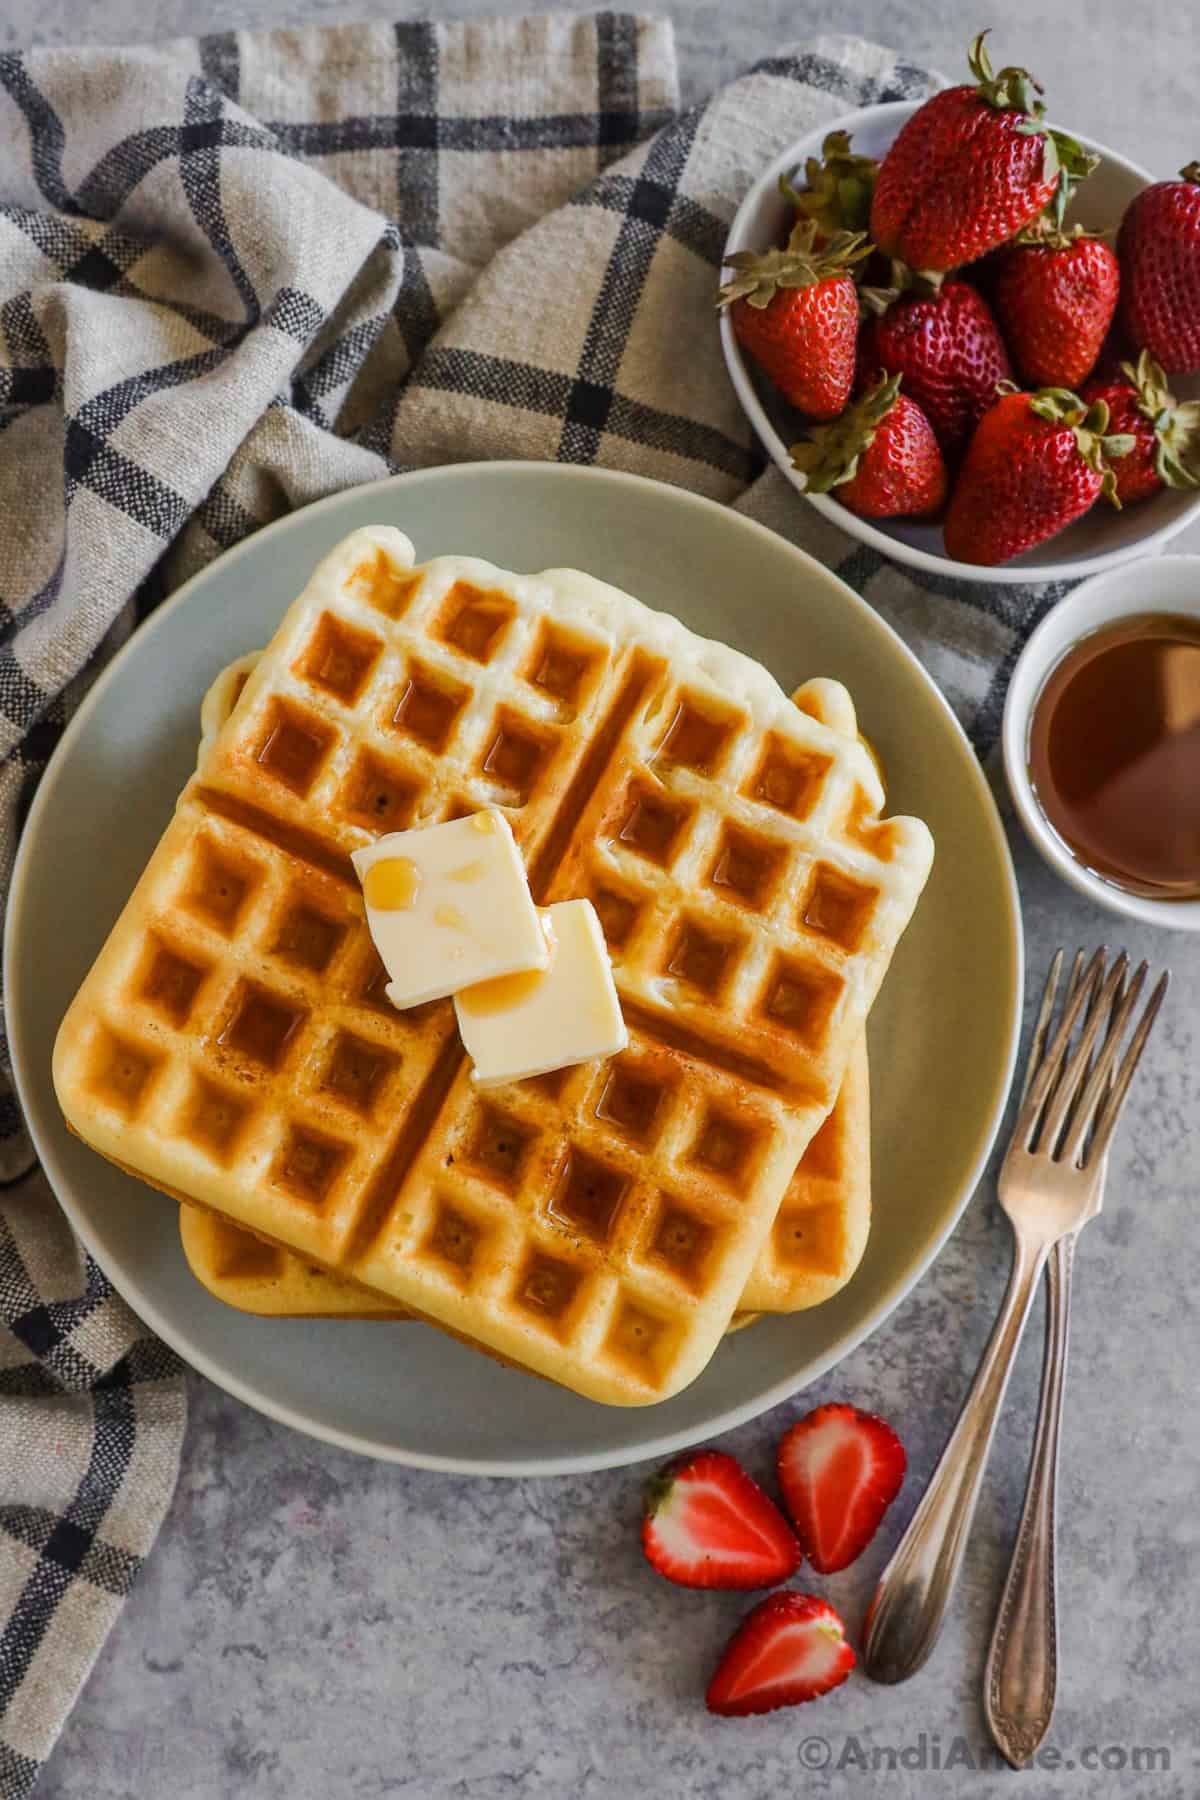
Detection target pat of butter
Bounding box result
[455,899,627,1087]
[351,810,548,1009]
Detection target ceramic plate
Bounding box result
[6,463,1021,1475]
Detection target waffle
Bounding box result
[178,1033,866,1323]
[175,1050,869,1322]
[178,1203,406,1317]
[181,659,875,1322]
[742,1030,870,1308]
[54,527,932,1404]
[176,1046,870,1324]
[177,1198,762,1330]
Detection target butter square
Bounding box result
[351,809,548,1009]
[455,899,628,1087]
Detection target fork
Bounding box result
[861,948,1168,1688]
[982,951,1113,1768]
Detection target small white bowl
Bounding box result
[721,102,1200,586]
[1003,555,1200,928]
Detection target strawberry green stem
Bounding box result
[966,32,1098,227]
[778,131,878,237]
[1028,387,1134,506]
[718,221,870,311]
[1123,352,1200,490]
[966,31,1044,114]
[789,372,903,492]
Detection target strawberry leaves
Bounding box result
[1027,387,1135,503]
[967,29,1044,116]
[718,222,871,310]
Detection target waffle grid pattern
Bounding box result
[178,1205,405,1318]
[751,1034,871,1311]
[206,544,914,1109]
[55,527,931,1403]
[178,660,874,1321]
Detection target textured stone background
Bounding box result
[7,4,1198,1797]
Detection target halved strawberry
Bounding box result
[706,1592,855,1716]
[777,1404,906,1573]
[641,1449,800,1590]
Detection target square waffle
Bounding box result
[53,527,932,1404]
[178,1204,406,1318]
[180,661,874,1322]
[176,1027,867,1326]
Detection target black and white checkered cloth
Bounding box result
[0,16,1061,1790]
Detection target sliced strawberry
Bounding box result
[706,1592,855,1716]
[777,1404,906,1573]
[641,1449,800,1590]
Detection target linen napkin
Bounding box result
[0,17,1055,1792]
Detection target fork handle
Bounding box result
[862,1226,1050,1684]
[983,1233,1074,1767]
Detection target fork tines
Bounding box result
[1015,949,1168,1169]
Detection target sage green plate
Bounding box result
[6,463,1021,1475]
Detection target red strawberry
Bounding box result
[870,34,1096,273]
[994,228,1120,389]
[861,280,1012,461]
[776,1404,907,1574]
[1081,350,1200,504]
[641,1449,801,1590]
[791,373,947,519]
[1118,162,1200,373]
[706,1593,855,1717]
[779,130,878,240]
[719,222,868,418]
[943,386,1136,565]
[1089,313,1139,385]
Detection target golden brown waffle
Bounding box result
[178,1204,406,1317]
[177,1040,869,1322]
[743,1032,870,1310]
[54,527,931,1404]
[177,1056,867,1324]
[178,1201,753,1333]
[178,658,875,1323]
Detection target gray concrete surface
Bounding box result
[4,0,1197,187]
[7,4,1199,1797]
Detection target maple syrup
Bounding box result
[363,856,421,910]
[456,916,556,1016]
[1028,612,1200,897]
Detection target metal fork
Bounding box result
[982,951,1114,1768]
[861,948,1168,1687]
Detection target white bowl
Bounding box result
[1003,554,1200,927]
[720,102,1200,585]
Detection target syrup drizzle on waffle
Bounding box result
[55,529,931,1402]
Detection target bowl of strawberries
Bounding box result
[719,35,1200,581]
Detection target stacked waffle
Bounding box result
[53,527,932,1405]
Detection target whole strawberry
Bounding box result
[780,130,878,239]
[719,222,868,417]
[1118,162,1200,373]
[861,280,1012,461]
[943,387,1135,565]
[994,228,1120,389]
[870,34,1096,273]
[1081,350,1200,504]
[791,372,948,519]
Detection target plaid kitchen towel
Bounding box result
[0,14,1061,1790]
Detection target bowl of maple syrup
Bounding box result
[1003,557,1200,927]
